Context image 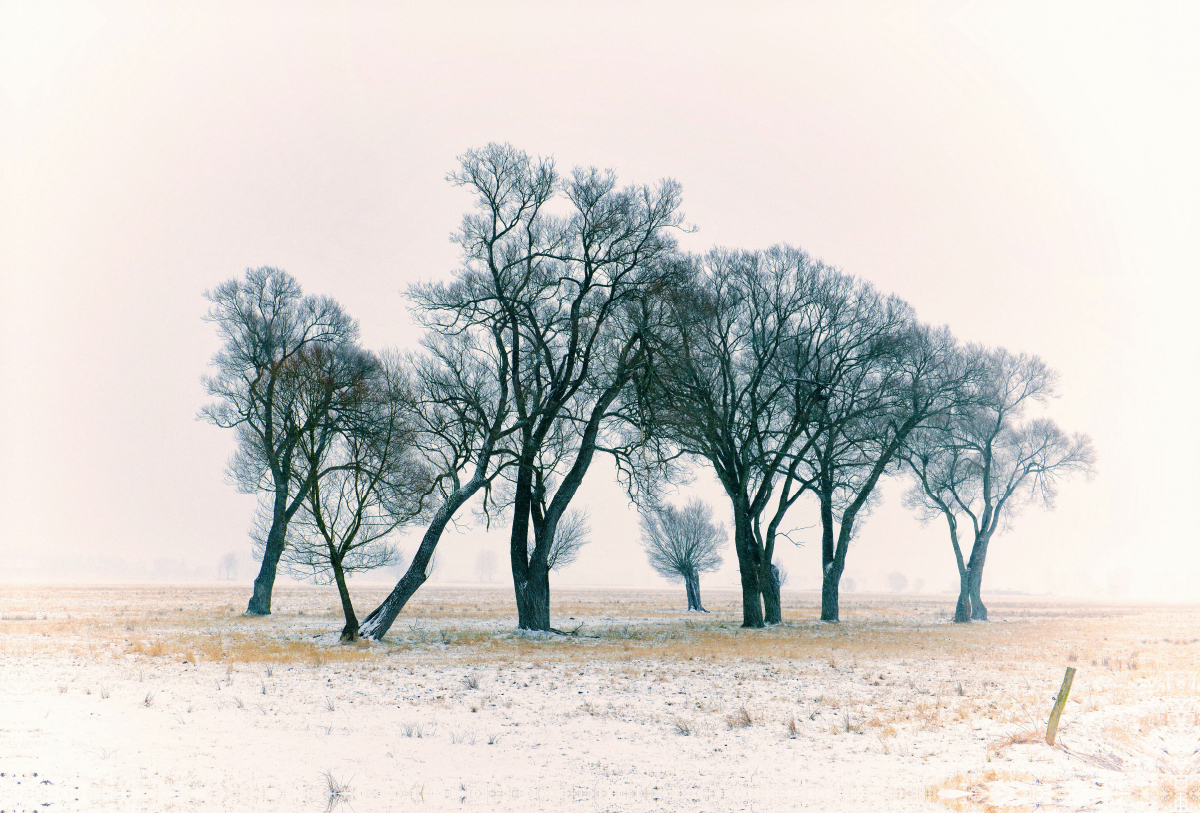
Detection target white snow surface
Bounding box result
[1,586,1196,812]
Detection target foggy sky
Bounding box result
[2,1,1197,598]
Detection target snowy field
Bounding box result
[1,585,1197,812]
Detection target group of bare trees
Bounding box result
[202,142,1095,640]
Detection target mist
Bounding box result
[2,1,1197,601]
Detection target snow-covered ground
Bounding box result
[1,585,1196,812]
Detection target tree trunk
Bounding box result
[732,507,764,628]
[246,492,289,615]
[818,489,840,622]
[515,559,552,631]
[357,481,481,640]
[515,372,629,632]
[820,561,843,623]
[944,514,971,623]
[330,554,358,643]
[966,534,991,621]
[954,569,972,623]
[509,449,540,630]
[684,572,707,612]
[762,564,782,625]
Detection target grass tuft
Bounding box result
[726,705,754,729]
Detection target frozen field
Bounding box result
[1,585,1197,812]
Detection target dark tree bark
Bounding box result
[818,487,842,622]
[820,566,843,624]
[247,493,291,615]
[357,481,484,640]
[433,144,683,633]
[683,572,708,612]
[966,534,991,621]
[762,564,782,625]
[731,505,764,628]
[509,447,541,629]
[950,520,973,623]
[244,363,359,615]
[515,369,638,630]
[329,549,359,642]
[355,335,515,640]
[645,247,837,628]
[810,322,971,623]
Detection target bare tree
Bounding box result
[201,268,366,615]
[217,552,238,581]
[271,352,432,641]
[799,308,976,623]
[355,335,520,640]
[886,571,908,592]
[902,348,1096,621]
[476,549,498,583]
[429,143,686,631]
[640,499,726,612]
[642,247,842,626]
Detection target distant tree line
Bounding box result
[201,143,1095,639]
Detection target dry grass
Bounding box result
[725,705,754,728]
[3,584,1199,682]
[986,725,1042,759]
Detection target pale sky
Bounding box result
[2,1,1197,599]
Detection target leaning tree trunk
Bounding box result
[761,564,782,625]
[684,572,708,612]
[330,553,359,643]
[966,534,991,621]
[246,491,290,615]
[357,482,482,640]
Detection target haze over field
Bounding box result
[2,2,1197,598]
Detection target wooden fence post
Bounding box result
[1045,667,1076,745]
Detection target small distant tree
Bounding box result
[772,559,788,589]
[912,577,925,593]
[886,571,908,593]
[640,499,726,612]
[545,508,591,572]
[217,552,238,581]
[476,550,498,583]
